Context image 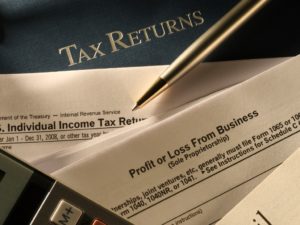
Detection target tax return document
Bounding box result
[53,56,300,225]
[31,59,286,173]
[0,58,285,162]
[217,148,300,225]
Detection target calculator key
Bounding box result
[92,219,107,225]
[50,200,82,225]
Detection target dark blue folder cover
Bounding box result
[0,0,298,73]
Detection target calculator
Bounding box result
[0,149,132,225]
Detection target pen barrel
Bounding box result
[160,0,270,83]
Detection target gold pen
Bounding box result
[133,0,270,111]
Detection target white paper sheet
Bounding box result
[32,92,215,173]
[0,58,286,162]
[217,148,300,225]
[53,56,300,225]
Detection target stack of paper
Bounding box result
[49,56,299,224]
[0,55,299,225]
[0,58,285,162]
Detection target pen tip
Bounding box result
[132,103,139,111]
